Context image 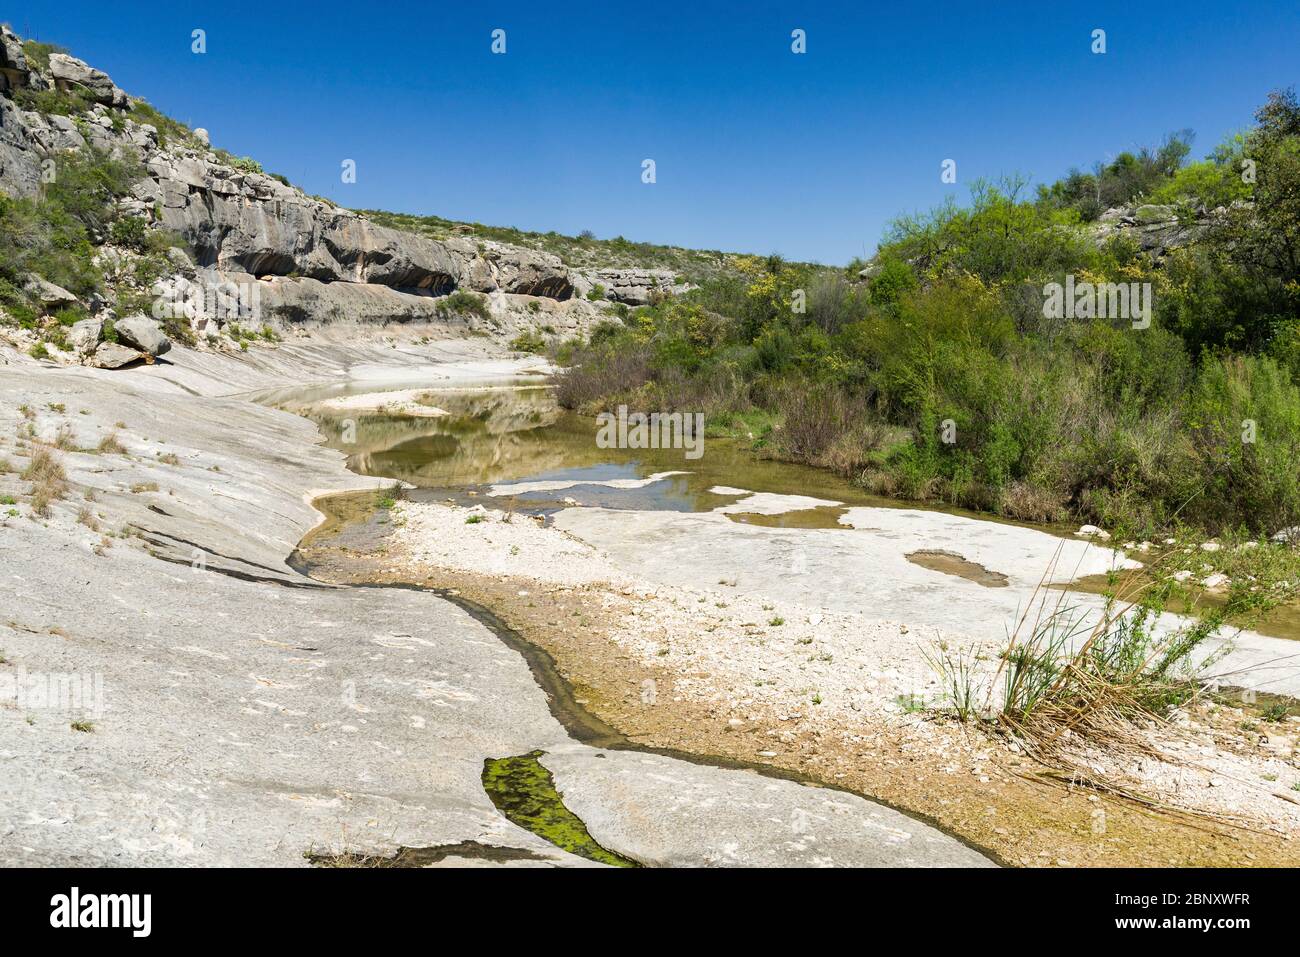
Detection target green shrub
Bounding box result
[21,39,64,71]
[1146,158,1252,210]
[13,84,91,116]
[108,215,148,250]
[213,149,263,174]
[0,193,100,297]
[46,145,144,233]
[437,289,490,319]
[127,99,193,148]
[510,330,547,354]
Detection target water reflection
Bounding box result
[263,377,1300,642]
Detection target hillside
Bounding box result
[359,209,750,285]
[0,26,724,366]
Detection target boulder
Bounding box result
[1075,524,1111,540]
[114,315,172,356]
[69,318,103,355]
[48,53,127,108]
[166,246,197,276]
[23,275,79,309]
[1135,204,1176,224]
[88,341,144,369]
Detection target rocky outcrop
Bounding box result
[0,30,588,310]
[48,52,127,108]
[0,27,41,199]
[250,272,601,337]
[0,26,696,359]
[131,150,579,301]
[574,267,687,305]
[0,24,28,93]
[1092,203,1211,258]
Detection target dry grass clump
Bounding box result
[76,506,100,531]
[553,347,652,411]
[96,432,127,455]
[765,384,904,478]
[998,480,1069,524]
[51,425,78,451]
[928,538,1300,812]
[21,445,68,516]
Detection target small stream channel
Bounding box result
[273,376,1012,866]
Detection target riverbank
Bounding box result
[367,494,1300,866]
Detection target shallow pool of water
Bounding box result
[266,377,1300,642]
[268,377,1076,527]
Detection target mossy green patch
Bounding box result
[482,750,639,867]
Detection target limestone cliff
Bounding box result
[0,25,684,354]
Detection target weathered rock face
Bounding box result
[1092,203,1208,258]
[243,271,603,339]
[0,30,583,311]
[0,25,28,93]
[137,156,577,301]
[48,52,127,108]
[0,27,41,199]
[575,267,685,305]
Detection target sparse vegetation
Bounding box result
[436,290,490,321]
[96,433,126,455]
[358,209,764,285]
[21,445,67,516]
[926,534,1300,797]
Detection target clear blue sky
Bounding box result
[13,1,1298,264]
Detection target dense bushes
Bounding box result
[555,91,1300,537]
[0,145,145,339]
[1036,132,1193,221]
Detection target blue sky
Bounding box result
[13,1,1298,264]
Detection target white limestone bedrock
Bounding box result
[553,503,1300,696]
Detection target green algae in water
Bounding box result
[482,750,639,867]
